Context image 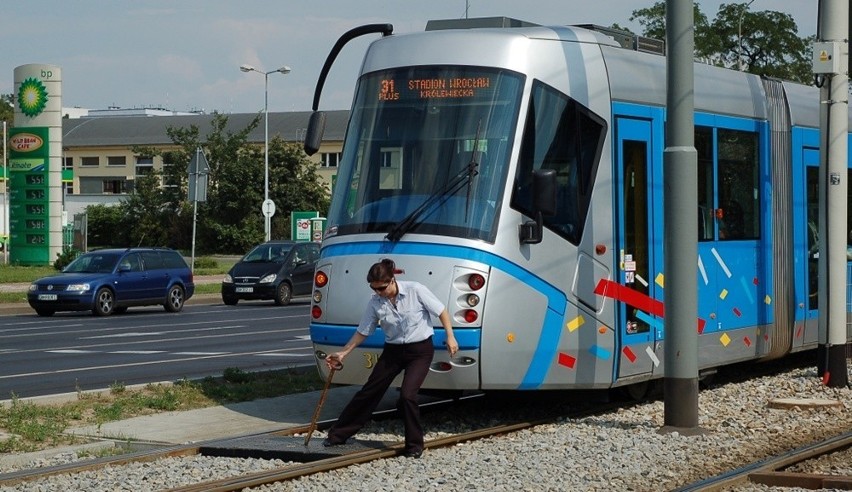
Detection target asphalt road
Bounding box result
[0,298,316,400]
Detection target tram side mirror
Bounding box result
[303,111,327,156]
[519,169,557,245]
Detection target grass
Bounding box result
[0,367,324,454]
[0,265,57,283]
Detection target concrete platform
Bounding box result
[65,385,400,445]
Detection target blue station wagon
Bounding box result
[27,247,195,317]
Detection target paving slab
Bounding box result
[65,386,399,445]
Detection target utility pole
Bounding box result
[662,0,700,431]
[815,0,849,387]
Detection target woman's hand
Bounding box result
[445,335,459,357]
[326,353,345,370]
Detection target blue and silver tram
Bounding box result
[305,18,852,391]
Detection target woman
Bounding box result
[323,258,458,458]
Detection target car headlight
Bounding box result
[259,273,277,284]
[29,284,37,292]
[66,283,91,292]
[223,274,233,283]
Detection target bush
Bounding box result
[54,246,80,271]
[193,257,218,269]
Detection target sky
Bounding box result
[1,1,819,115]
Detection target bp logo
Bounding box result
[17,77,49,118]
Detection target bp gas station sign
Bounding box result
[8,126,50,262]
[9,64,62,265]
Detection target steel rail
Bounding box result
[674,429,852,491]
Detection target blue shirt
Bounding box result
[356,280,445,344]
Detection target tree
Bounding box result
[119,173,172,248]
[129,112,331,254]
[705,4,812,83]
[0,94,12,125]
[626,2,812,84]
[629,2,712,59]
[263,137,332,239]
[85,203,128,248]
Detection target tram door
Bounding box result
[802,148,820,342]
[614,117,660,378]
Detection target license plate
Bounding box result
[235,287,253,293]
[38,294,58,301]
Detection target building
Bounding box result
[58,110,349,217]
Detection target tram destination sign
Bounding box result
[378,75,493,101]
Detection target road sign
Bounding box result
[262,199,276,218]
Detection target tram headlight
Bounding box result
[313,290,323,303]
[463,309,478,323]
[465,294,480,307]
[314,270,328,288]
[468,273,485,291]
[311,306,323,319]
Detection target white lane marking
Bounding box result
[255,353,312,357]
[46,349,96,354]
[0,346,316,380]
[110,351,167,354]
[87,332,165,339]
[294,335,312,341]
[173,352,227,356]
[3,327,307,355]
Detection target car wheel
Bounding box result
[274,282,292,306]
[35,308,55,317]
[222,295,239,306]
[93,288,115,316]
[164,285,185,312]
[114,306,129,314]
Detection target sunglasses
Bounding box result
[370,279,393,292]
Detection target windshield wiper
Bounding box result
[386,124,481,243]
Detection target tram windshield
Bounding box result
[325,66,524,242]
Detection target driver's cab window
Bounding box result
[511,80,606,244]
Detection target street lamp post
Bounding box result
[240,64,291,242]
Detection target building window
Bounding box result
[321,152,341,167]
[107,156,127,166]
[102,179,126,194]
[81,156,99,167]
[63,182,74,195]
[136,155,155,177]
[63,157,73,170]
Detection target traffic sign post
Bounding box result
[291,211,318,242]
[262,199,276,218]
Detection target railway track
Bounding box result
[0,352,834,491]
[676,429,852,491]
[0,391,617,491]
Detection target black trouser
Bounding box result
[327,337,434,453]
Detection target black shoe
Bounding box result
[403,449,422,458]
[322,438,343,447]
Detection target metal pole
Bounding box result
[663,0,700,431]
[191,147,199,272]
[816,0,848,387]
[3,120,7,265]
[264,73,270,242]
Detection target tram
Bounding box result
[304,18,852,391]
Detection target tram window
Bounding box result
[696,127,714,241]
[717,130,759,240]
[511,80,606,244]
